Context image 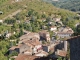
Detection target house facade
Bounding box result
[43,42,58,52]
[50,26,57,32]
[9,44,31,54]
[19,32,40,44]
[57,32,72,38]
[9,38,42,55]
[57,27,74,38]
[39,30,50,42]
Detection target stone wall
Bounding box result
[19,44,31,53]
[67,36,80,60]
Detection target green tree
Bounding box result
[28,9,34,16]
[0,51,8,60]
[9,51,18,57]
[76,24,80,34]
[4,18,16,24]
[41,14,46,18]
[19,29,24,37]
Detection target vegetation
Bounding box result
[57,57,66,60]
[0,0,80,60]
[0,40,9,60]
[43,0,80,12]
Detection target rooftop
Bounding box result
[9,44,23,50]
[15,54,57,60]
[55,50,67,57]
[39,30,49,35]
[50,26,57,28]
[58,27,74,34]
[23,39,41,47]
[20,32,40,41]
[35,51,48,57]
[15,54,39,60]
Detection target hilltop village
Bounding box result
[1,14,74,60]
[0,0,80,60]
[0,6,75,60]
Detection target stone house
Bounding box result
[42,41,59,52]
[15,54,39,60]
[52,17,61,22]
[50,26,57,32]
[39,30,50,42]
[57,32,72,38]
[22,39,42,54]
[9,44,31,54]
[19,32,40,43]
[9,38,42,55]
[35,51,48,57]
[57,27,74,38]
[55,49,67,57]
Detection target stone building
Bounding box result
[39,30,50,42]
[9,38,42,55]
[67,36,80,60]
[9,44,31,54]
[57,27,74,38]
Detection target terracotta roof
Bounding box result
[9,44,23,50]
[20,32,39,41]
[23,39,41,48]
[15,54,39,60]
[57,32,73,34]
[50,26,56,28]
[35,51,48,57]
[15,54,57,60]
[67,30,73,33]
[58,27,74,33]
[39,30,50,36]
[9,46,17,50]
[67,35,80,41]
[56,50,67,57]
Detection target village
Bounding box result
[0,0,80,60]
[0,15,73,60]
[0,9,74,60]
[0,1,74,60]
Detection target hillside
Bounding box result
[0,0,80,60]
[0,0,77,19]
[0,0,79,33]
[43,0,80,12]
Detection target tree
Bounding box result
[9,51,18,57]
[19,29,24,37]
[0,51,8,60]
[49,31,54,38]
[41,14,46,18]
[30,16,36,23]
[57,57,62,60]
[4,18,16,24]
[28,9,34,16]
[46,16,52,22]
[10,35,16,39]
[76,24,80,34]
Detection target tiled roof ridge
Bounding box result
[66,35,80,41]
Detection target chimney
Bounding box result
[64,41,67,51]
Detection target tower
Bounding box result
[67,36,80,60]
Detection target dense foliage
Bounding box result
[0,40,9,60]
[43,0,80,12]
